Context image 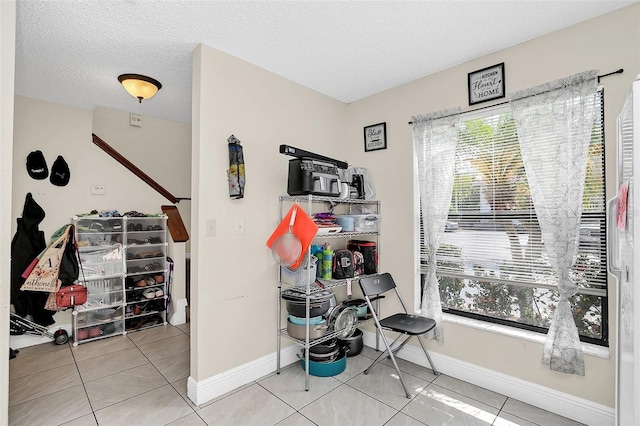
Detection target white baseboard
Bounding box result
[187,345,299,406]
[361,330,614,426]
[169,298,188,326]
[9,323,72,350]
[186,331,613,425]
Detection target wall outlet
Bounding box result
[90,185,106,195]
[130,113,142,127]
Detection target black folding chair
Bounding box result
[359,272,439,398]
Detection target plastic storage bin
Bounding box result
[335,215,355,232]
[281,256,318,287]
[352,214,380,232]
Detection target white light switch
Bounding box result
[130,113,142,127]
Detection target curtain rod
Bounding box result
[408,68,623,124]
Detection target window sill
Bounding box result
[442,313,610,359]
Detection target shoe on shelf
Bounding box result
[144,262,162,272]
[143,288,156,299]
[154,288,164,298]
[112,307,123,320]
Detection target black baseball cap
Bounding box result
[26,150,48,180]
[50,155,70,186]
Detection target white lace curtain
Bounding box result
[412,107,460,343]
[509,70,599,375]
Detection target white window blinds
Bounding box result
[420,91,606,297]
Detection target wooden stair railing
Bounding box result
[92,133,190,242]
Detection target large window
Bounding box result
[420,90,607,345]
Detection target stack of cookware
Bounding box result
[300,339,348,377]
[283,288,356,376]
[282,289,334,340]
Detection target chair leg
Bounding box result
[364,334,402,374]
[388,335,411,357]
[417,335,439,376]
[387,347,412,399]
[365,332,411,398]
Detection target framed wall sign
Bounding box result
[468,62,505,105]
[364,122,387,152]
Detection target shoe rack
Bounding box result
[71,215,168,345]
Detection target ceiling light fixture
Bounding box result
[118,74,162,103]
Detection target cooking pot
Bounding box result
[287,318,328,340]
[282,289,334,317]
[288,315,324,326]
[342,299,368,318]
[285,299,330,318]
[309,338,338,355]
[307,342,340,362]
[338,328,363,357]
[299,348,348,377]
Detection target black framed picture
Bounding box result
[468,62,505,105]
[364,122,387,152]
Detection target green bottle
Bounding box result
[321,244,333,279]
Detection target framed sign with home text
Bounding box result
[468,63,505,105]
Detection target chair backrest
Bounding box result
[360,273,409,314]
[359,272,396,297]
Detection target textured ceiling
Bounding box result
[14,0,637,124]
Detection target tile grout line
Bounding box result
[74,333,173,420]
[8,344,82,409]
[67,341,101,425]
[125,330,201,420]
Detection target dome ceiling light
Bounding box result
[118,74,162,103]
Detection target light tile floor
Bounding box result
[9,323,584,426]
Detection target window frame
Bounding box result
[417,90,609,346]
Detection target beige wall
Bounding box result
[11,97,191,327]
[190,5,640,407]
[189,4,639,408]
[5,1,639,415]
[191,43,348,380]
[344,4,640,407]
[92,106,192,250]
[1,1,16,423]
[12,98,191,238]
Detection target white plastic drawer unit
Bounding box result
[77,245,125,277]
[82,277,124,307]
[75,217,124,247]
[125,218,167,245]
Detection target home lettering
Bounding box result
[472,77,502,99]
